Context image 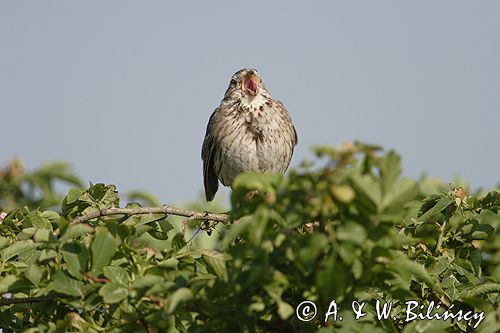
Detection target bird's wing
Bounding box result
[201,110,220,201]
[274,99,298,146]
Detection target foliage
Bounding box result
[0,144,499,332]
[0,159,82,211]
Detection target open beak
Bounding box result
[242,73,259,96]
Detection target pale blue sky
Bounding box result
[1,1,499,204]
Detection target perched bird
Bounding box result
[201,68,298,201]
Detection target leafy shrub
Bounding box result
[0,143,498,332]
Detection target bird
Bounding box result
[201,68,298,201]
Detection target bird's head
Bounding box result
[225,68,265,99]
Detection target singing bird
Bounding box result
[201,68,298,201]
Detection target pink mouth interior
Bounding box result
[244,78,258,93]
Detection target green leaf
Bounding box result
[99,282,129,304]
[134,231,169,250]
[277,300,294,320]
[158,258,179,269]
[34,229,50,242]
[382,178,418,210]
[462,283,500,298]
[470,224,494,240]
[349,173,382,212]
[166,287,193,314]
[0,275,17,294]
[418,196,453,222]
[390,256,434,288]
[40,211,61,224]
[103,266,129,286]
[62,242,89,279]
[88,183,120,209]
[24,265,44,286]
[60,224,94,243]
[38,249,59,262]
[132,275,164,290]
[64,188,83,205]
[201,249,228,281]
[0,237,11,250]
[47,271,83,297]
[1,240,38,262]
[25,211,52,230]
[91,227,118,274]
[379,150,402,193]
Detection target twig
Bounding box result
[82,271,110,284]
[139,318,153,333]
[70,205,228,225]
[185,228,202,245]
[0,294,60,306]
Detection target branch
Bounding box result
[139,318,153,333]
[82,271,110,284]
[0,294,60,306]
[70,205,228,225]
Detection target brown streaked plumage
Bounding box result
[201,68,298,201]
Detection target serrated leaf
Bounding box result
[91,227,118,274]
[382,178,418,210]
[99,282,129,304]
[103,266,129,286]
[0,237,11,250]
[132,275,164,290]
[40,211,61,224]
[47,271,82,297]
[62,242,89,279]
[158,257,179,269]
[25,211,52,230]
[0,275,17,294]
[34,229,50,242]
[24,265,44,286]
[1,240,38,262]
[88,183,119,209]
[349,173,382,211]
[201,249,228,281]
[38,249,59,262]
[418,196,453,222]
[379,150,402,193]
[462,283,500,298]
[391,256,434,288]
[64,188,83,205]
[60,224,94,243]
[471,224,494,240]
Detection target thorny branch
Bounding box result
[0,294,59,306]
[70,205,228,225]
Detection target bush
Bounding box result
[0,143,498,332]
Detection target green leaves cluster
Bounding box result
[0,143,498,332]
